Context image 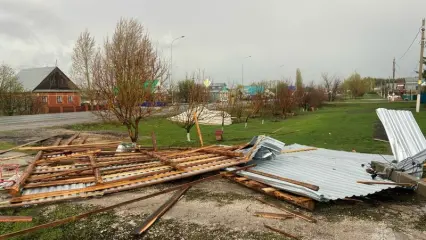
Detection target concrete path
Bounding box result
[0,112,99,132]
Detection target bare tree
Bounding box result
[71,29,96,108]
[275,80,297,118]
[322,73,341,102]
[91,18,167,143]
[170,72,209,141]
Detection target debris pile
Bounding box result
[0,108,425,238]
[0,134,250,208]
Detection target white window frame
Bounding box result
[41,96,48,103]
[57,96,63,103]
[68,95,73,103]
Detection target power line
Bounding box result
[398,28,421,61]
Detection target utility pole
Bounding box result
[416,18,425,113]
[392,57,395,92]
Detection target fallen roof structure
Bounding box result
[232,143,398,202]
[0,135,249,208]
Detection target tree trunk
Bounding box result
[186,128,191,142]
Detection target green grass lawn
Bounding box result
[68,101,426,155]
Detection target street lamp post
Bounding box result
[241,55,251,86]
[170,35,185,104]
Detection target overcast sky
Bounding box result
[1,0,426,85]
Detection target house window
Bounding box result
[57,96,63,103]
[68,96,73,103]
[41,96,48,103]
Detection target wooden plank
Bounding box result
[133,186,190,235]
[256,198,316,223]
[13,164,255,203]
[80,135,89,144]
[28,167,93,182]
[0,216,32,222]
[193,112,204,147]
[52,138,63,147]
[170,154,217,163]
[254,212,293,220]
[264,224,300,240]
[183,159,242,171]
[40,150,100,163]
[200,148,243,157]
[24,177,95,188]
[175,156,228,168]
[151,132,157,152]
[245,169,320,191]
[89,155,103,184]
[223,174,315,211]
[62,133,80,146]
[19,141,122,151]
[0,154,30,162]
[0,135,57,155]
[165,146,214,158]
[357,181,414,187]
[8,151,43,196]
[281,148,317,154]
[0,166,254,240]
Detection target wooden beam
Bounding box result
[52,138,63,146]
[264,224,300,240]
[175,156,228,168]
[254,212,293,220]
[151,132,157,152]
[0,154,30,161]
[245,169,320,191]
[200,148,243,157]
[62,133,80,146]
[357,181,414,187]
[170,154,217,163]
[223,174,315,211]
[165,145,214,158]
[0,135,57,155]
[133,185,190,235]
[80,135,89,144]
[256,197,316,223]
[281,148,317,154]
[89,155,103,184]
[193,112,204,147]
[0,165,254,240]
[0,216,32,222]
[19,141,122,151]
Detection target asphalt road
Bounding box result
[0,112,99,132]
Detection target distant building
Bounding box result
[17,67,81,113]
[209,83,229,102]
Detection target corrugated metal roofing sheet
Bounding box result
[376,108,426,162]
[232,144,396,202]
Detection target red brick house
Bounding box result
[17,67,81,113]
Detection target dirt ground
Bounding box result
[0,129,425,240]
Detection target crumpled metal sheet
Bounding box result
[376,108,426,162]
[376,108,426,178]
[238,135,285,160]
[230,143,397,202]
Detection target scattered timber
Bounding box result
[245,169,320,191]
[0,165,254,239]
[18,141,122,151]
[0,216,32,222]
[223,173,315,210]
[281,148,317,154]
[254,212,293,220]
[0,135,58,155]
[133,185,190,235]
[357,181,414,187]
[264,224,300,240]
[256,197,316,223]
